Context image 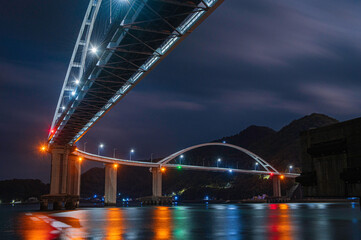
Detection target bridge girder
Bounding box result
[49,0,224,146]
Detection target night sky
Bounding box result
[1,0,361,182]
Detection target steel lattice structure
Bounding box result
[49,0,224,146]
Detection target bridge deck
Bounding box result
[49,0,223,146]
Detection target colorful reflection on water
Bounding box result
[7,203,361,239]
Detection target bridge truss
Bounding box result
[49,0,224,146]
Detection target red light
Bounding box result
[270,173,274,176]
[50,129,54,134]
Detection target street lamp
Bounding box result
[289,165,293,173]
[180,154,184,164]
[113,148,117,158]
[98,143,104,155]
[217,158,221,167]
[130,149,135,160]
[91,47,98,54]
[255,162,259,170]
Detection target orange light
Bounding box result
[161,167,166,173]
[78,157,83,162]
[114,163,118,169]
[280,175,284,180]
[40,145,47,152]
[75,148,78,151]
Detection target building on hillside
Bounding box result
[297,117,361,197]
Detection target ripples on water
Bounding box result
[1,203,361,239]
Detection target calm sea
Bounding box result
[1,203,361,239]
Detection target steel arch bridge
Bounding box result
[74,142,299,178]
[48,0,224,146]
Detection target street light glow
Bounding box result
[99,144,104,148]
[114,163,118,169]
[78,157,83,162]
[180,154,184,159]
[75,79,80,85]
[255,162,259,165]
[161,167,166,172]
[280,175,284,180]
[40,145,47,152]
[130,149,135,153]
[289,165,293,169]
[217,158,221,162]
[91,47,97,53]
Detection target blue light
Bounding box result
[229,169,233,173]
[93,194,97,198]
[204,196,209,201]
[222,141,226,143]
[174,196,178,201]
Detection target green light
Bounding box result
[177,165,182,170]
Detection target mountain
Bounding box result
[218,125,276,148]
[0,179,49,203]
[80,113,339,200]
[246,113,338,170]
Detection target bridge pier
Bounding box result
[41,146,81,210]
[273,176,281,197]
[150,167,162,197]
[104,164,117,206]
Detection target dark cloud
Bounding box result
[1,0,361,181]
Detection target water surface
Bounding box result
[1,203,361,239]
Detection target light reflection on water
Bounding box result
[4,203,361,239]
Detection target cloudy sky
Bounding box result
[1,0,361,182]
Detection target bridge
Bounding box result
[43,0,299,210]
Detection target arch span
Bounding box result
[158,142,280,174]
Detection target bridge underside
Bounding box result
[49,0,224,146]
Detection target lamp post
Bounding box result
[98,143,104,155]
[113,148,117,158]
[217,158,221,167]
[289,165,293,173]
[180,154,184,164]
[255,162,259,170]
[130,149,134,160]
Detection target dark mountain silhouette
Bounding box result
[0,179,49,203]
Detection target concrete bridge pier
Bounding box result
[104,164,117,206]
[273,176,281,197]
[150,167,162,197]
[41,146,81,210]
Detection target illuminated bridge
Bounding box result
[73,142,299,199]
[43,0,299,210]
[49,0,223,146]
